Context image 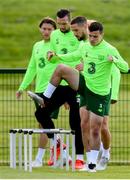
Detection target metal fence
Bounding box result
[0,68,130,165]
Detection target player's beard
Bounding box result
[60,28,70,34]
[78,34,86,41]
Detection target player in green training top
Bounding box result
[28,13,87,169]
[34,21,129,172]
[96,64,121,171]
[71,19,122,171]
[16,17,57,167]
[59,19,122,171]
[48,14,87,169]
[79,20,122,171]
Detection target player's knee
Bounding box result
[57,63,66,70]
[47,133,54,139]
[92,128,100,138]
[57,64,69,75]
[56,64,64,72]
[35,108,54,139]
[80,118,89,131]
[101,126,110,136]
[35,108,45,124]
[101,121,108,132]
[35,108,49,126]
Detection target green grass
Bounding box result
[0,165,130,179]
[0,0,130,67]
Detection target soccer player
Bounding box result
[80,20,126,171]
[31,10,87,169]
[97,64,121,170]
[30,21,129,172]
[86,20,121,170]
[16,17,59,167]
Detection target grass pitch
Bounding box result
[0,165,130,179]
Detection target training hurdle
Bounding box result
[9,128,75,172]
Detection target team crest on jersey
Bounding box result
[85,52,88,57]
[98,55,104,60]
[56,38,59,44]
[61,48,68,54]
[70,41,76,46]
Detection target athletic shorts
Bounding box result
[78,74,111,117]
[104,89,111,116]
[78,73,87,98]
[35,93,59,119]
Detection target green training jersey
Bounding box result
[59,39,129,95]
[50,29,82,85]
[18,40,58,93]
[111,64,121,100]
[50,29,79,53]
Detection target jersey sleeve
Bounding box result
[49,32,57,52]
[57,43,83,62]
[111,64,121,100]
[18,45,36,91]
[111,47,129,73]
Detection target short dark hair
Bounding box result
[39,17,57,29]
[71,16,87,25]
[88,22,103,33]
[57,9,71,20]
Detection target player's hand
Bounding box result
[16,90,23,100]
[75,63,84,71]
[111,99,117,104]
[47,51,56,61]
[64,102,70,110]
[108,55,113,62]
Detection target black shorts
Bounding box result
[35,93,59,119]
[42,85,78,115]
[78,73,87,98]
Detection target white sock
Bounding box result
[89,150,99,165]
[100,142,103,151]
[62,149,72,160]
[63,149,67,157]
[43,83,56,98]
[102,148,110,159]
[76,154,84,161]
[86,151,91,164]
[36,148,46,162]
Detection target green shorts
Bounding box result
[104,89,111,116]
[78,74,111,117]
[78,73,87,98]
